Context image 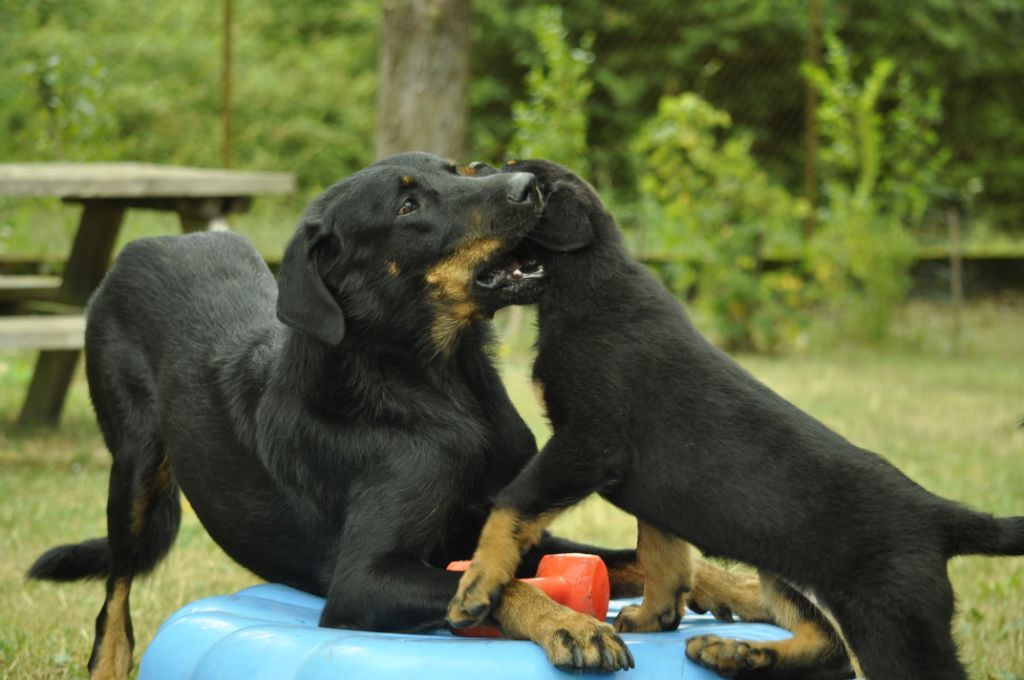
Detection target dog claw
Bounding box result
[546,619,632,672]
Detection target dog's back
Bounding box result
[87,231,276,368]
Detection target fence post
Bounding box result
[948,208,964,355]
[802,0,822,239]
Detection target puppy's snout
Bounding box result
[506,172,538,203]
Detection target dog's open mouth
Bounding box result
[473,243,545,291]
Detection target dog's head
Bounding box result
[471,158,611,252]
[276,152,548,354]
[468,159,623,301]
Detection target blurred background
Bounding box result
[2,0,1023,349]
[1,1,1022,677]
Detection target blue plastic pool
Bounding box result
[138,583,792,679]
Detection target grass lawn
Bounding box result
[1,300,1022,679]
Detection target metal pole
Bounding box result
[802,0,821,238]
[223,0,234,168]
[948,209,964,355]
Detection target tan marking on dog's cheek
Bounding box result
[92,579,133,680]
[425,237,502,355]
[386,260,400,277]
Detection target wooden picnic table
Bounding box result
[0,162,296,426]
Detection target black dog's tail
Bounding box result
[947,512,1024,558]
[27,538,110,581]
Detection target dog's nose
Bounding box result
[506,172,537,203]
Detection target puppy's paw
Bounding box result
[543,613,634,672]
[446,567,507,629]
[686,567,766,622]
[613,601,681,633]
[686,596,736,623]
[686,634,777,677]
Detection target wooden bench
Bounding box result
[0,315,85,351]
[0,275,62,304]
[1,162,295,426]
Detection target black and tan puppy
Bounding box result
[27,152,662,679]
[448,159,1024,679]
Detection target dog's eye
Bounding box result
[398,198,418,216]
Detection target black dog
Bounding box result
[29,153,686,679]
[448,159,1024,679]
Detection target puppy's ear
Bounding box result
[276,220,346,345]
[528,188,595,251]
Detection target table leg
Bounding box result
[18,202,125,426]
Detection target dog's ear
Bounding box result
[276,219,346,345]
[528,188,595,252]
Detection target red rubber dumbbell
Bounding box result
[446,553,610,638]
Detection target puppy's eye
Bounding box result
[398,198,418,216]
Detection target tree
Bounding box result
[375,0,471,160]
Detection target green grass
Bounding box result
[2,300,1023,678]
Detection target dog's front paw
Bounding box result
[613,601,681,633]
[446,566,507,629]
[542,612,634,672]
[686,634,777,677]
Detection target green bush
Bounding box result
[508,6,593,175]
[0,0,379,192]
[804,34,947,341]
[634,93,809,352]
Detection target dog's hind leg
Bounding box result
[687,572,853,680]
[88,440,180,680]
[614,521,695,632]
[830,560,966,680]
[686,559,769,624]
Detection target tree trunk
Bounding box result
[376,0,471,160]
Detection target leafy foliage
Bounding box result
[2,0,1021,232]
[0,0,379,193]
[805,34,947,340]
[508,7,594,175]
[470,0,1023,232]
[634,94,809,351]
